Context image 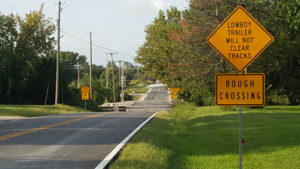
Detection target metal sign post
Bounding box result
[238,106,243,169]
[81,86,90,112]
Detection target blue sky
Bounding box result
[0,0,188,66]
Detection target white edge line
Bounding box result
[95,112,158,169]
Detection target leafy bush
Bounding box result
[169,103,193,135]
[124,93,133,101]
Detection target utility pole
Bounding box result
[137,66,140,81]
[106,58,109,88]
[107,52,117,103]
[121,62,125,102]
[118,61,122,86]
[125,62,128,76]
[55,0,62,105]
[215,0,219,17]
[74,63,82,89]
[89,32,93,99]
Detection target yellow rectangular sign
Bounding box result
[216,73,265,105]
[171,93,178,100]
[80,86,90,100]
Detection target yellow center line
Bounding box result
[155,87,161,102]
[0,113,108,141]
[155,95,159,102]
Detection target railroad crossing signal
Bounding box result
[207,6,274,72]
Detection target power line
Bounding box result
[61,30,136,58]
[62,9,90,34]
[64,3,92,32]
[56,2,136,59]
[61,30,90,43]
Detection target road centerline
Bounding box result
[155,87,161,102]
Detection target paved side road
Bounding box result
[0,116,26,123]
[0,84,170,169]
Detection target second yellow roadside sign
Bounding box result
[216,73,265,106]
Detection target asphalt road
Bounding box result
[0,85,170,169]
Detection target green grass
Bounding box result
[0,104,87,117]
[109,105,300,169]
[128,80,140,86]
[125,80,149,101]
[134,95,142,101]
[125,88,148,94]
[128,80,147,88]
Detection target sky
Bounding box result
[0,0,188,66]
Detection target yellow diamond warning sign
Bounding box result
[81,86,90,100]
[207,6,274,72]
[216,73,265,106]
[170,88,181,94]
[170,88,181,99]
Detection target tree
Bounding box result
[0,6,55,104]
[0,14,18,103]
[137,0,300,105]
[137,8,183,85]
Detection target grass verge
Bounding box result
[133,95,142,101]
[126,80,149,95]
[109,104,300,169]
[125,88,148,94]
[0,104,87,117]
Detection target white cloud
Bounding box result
[117,0,173,16]
[150,0,170,10]
[117,0,155,16]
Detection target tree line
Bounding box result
[136,0,300,105]
[0,6,140,108]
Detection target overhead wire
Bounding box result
[62,2,137,58]
[62,9,90,34]
[57,1,136,64]
[64,3,92,32]
[61,30,89,44]
[61,30,136,58]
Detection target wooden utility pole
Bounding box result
[118,61,122,86]
[74,63,82,89]
[89,32,93,99]
[107,52,117,103]
[106,58,109,88]
[55,0,61,105]
[137,66,140,81]
[121,61,125,102]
